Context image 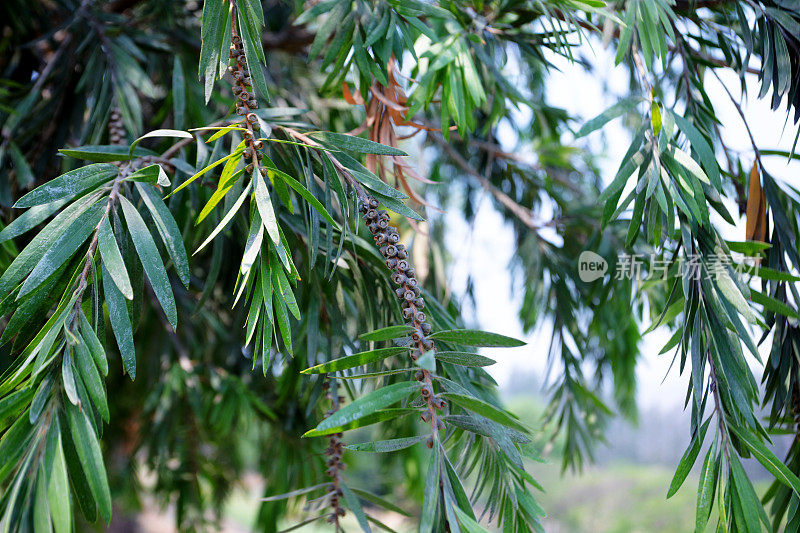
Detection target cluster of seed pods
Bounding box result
[228,31,267,178]
[108,106,126,145]
[322,380,346,526]
[358,196,446,446]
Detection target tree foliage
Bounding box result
[0,0,799,531]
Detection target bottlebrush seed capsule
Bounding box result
[386,245,397,257]
[236,107,246,116]
[422,338,434,350]
[404,291,414,301]
[397,260,410,271]
[402,308,413,319]
[246,113,257,123]
[420,411,432,423]
[406,268,416,278]
[260,167,267,177]
[249,99,258,108]
[421,384,432,397]
[414,311,426,322]
[395,288,406,299]
[369,198,379,208]
[388,233,399,244]
[366,209,377,219]
[426,436,434,448]
[413,298,424,308]
[256,152,263,161]
[246,163,254,173]
[253,140,263,150]
[386,258,397,269]
[411,332,421,342]
[378,219,388,229]
[414,370,425,381]
[421,323,432,335]
[232,36,242,45]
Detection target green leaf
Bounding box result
[74,336,109,422]
[669,111,721,189]
[351,487,410,516]
[102,265,135,379]
[311,132,407,156]
[135,183,191,288]
[269,167,339,227]
[119,195,178,328]
[695,447,717,533]
[65,402,111,524]
[97,217,132,300]
[237,5,270,101]
[751,289,800,320]
[442,393,528,434]
[346,436,425,453]
[45,428,72,533]
[359,325,414,342]
[254,170,282,247]
[128,129,192,157]
[126,164,170,187]
[436,351,496,367]
[58,145,159,163]
[667,418,711,498]
[341,482,372,533]
[729,425,800,496]
[172,56,186,130]
[311,381,418,434]
[0,198,69,244]
[430,329,525,347]
[14,164,117,208]
[302,408,416,438]
[0,189,100,295]
[18,201,104,298]
[416,349,436,372]
[194,181,252,253]
[301,347,409,374]
[420,445,440,532]
[79,313,108,377]
[575,96,642,137]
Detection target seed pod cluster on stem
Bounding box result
[322,380,346,529]
[357,194,446,447]
[108,105,126,146]
[228,8,266,179]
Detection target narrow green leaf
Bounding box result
[18,202,104,298]
[119,195,178,328]
[74,336,109,422]
[302,408,416,437]
[0,198,69,244]
[359,325,413,342]
[135,183,191,287]
[302,347,409,374]
[667,418,711,498]
[102,265,135,379]
[430,329,525,347]
[311,131,407,156]
[436,351,496,367]
[346,436,425,452]
[65,402,111,524]
[79,313,108,377]
[14,164,117,208]
[97,217,132,300]
[442,393,528,434]
[313,381,419,433]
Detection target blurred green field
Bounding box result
[146,394,763,532]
